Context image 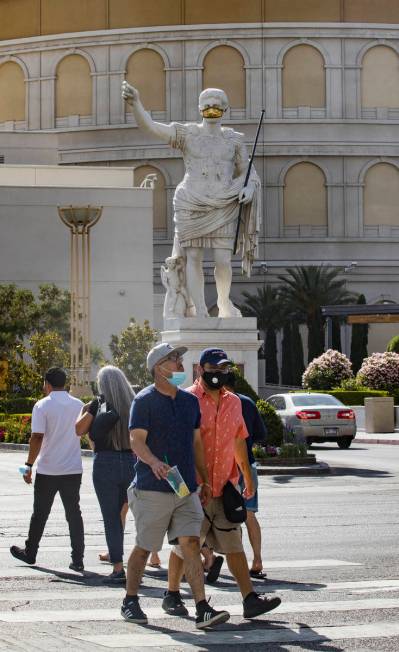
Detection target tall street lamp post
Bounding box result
[58,205,103,397]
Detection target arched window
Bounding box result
[284,163,327,233]
[203,46,245,110]
[361,46,399,109]
[134,165,167,232]
[126,50,165,112]
[0,61,25,124]
[364,163,399,226]
[55,55,92,119]
[282,45,325,108]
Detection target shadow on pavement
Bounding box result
[142,620,345,651]
[329,466,392,478]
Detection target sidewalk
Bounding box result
[355,430,399,445]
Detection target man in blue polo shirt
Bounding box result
[121,342,230,630]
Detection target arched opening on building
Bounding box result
[283,162,327,236]
[126,49,166,115]
[55,54,92,125]
[203,45,245,114]
[364,163,399,233]
[282,44,326,118]
[134,165,167,234]
[0,61,25,126]
[361,46,399,119]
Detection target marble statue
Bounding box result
[122,82,261,318]
[161,255,194,319]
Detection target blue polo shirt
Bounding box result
[237,393,267,465]
[129,384,201,492]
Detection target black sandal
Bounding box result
[206,555,224,584]
[249,569,267,579]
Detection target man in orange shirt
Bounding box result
[163,348,281,620]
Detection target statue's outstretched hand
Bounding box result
[122,81,140,105]
[239,183,255,204]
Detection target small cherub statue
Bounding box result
[161,256,193,319]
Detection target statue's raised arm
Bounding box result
[121,81,173,143]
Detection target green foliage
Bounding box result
[278,266,356,363]
[256,399,284,446]
[0,284,38,355]
[350,294,368,373]
[303,349,353,390]
[240,285,283,384]
[279,442,308,458]
[230,366,259,403]
[109,318,158,388]
[0,396,36,414]
[387,335,399,354]
[35,284,70,343]
[28,331,70,380]
[292,388,390,405]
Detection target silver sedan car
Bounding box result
[267,392,357,449]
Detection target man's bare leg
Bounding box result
[225,551,253,598]
[167,549,185,592]
[179,537,206,603]
[185,247,209,317]
[126,546,150,595]
[246,511,263,572]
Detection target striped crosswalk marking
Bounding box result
[1,597,399,622]
[76,622,399,648]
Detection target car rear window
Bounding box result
[291,395,342,407]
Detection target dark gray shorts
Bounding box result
[128,487,203,552]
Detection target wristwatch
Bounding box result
[25,462,33,468]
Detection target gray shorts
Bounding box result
[128,487,203,552]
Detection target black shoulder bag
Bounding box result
[222,481,247,524]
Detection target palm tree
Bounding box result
[278,266,355,363]
[240,285,283,383]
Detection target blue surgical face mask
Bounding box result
[168,371,187,387]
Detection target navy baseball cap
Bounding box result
[199,348,233,367]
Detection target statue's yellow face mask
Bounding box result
[201,105,224,119]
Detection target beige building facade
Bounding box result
[0,0,398,360]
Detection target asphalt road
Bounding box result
[0,443,399,651]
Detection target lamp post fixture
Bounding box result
[58,205,103,397]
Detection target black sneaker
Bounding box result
[243,592,281,619]
[69,561,84,572]
[10,546,36,565]
[195,599,230,630]
[121,596,148,624]
[162,591,189,616]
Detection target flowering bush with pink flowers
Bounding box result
[302,349,353,390]
[357,352,399,392]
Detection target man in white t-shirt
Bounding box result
[10,367,85,571]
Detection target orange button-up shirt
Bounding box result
[188,380,248,498]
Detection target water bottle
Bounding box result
[18,465,30,476]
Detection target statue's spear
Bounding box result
[233,109,265,255]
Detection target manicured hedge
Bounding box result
[256,399,284,446]
[0,412,90,448]
[0,397,37,414]
[291,389,390,405]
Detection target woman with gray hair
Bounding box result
[76,365,135,582]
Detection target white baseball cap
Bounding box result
[146,343,188,372]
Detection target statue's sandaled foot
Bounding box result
[218,301,242,318]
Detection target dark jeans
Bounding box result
[92,451,136,564]
[26,473,84,564]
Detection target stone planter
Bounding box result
[255,454,316,466]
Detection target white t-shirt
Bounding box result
[31,391,84,475]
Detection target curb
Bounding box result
[355,437,399,445]
[0,442,94,457]
[257,462,330,476]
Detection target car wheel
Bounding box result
[337,437,353,449]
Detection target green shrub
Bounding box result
[0,396,37,414]
[231,366,259,403]
[302,350,353,390]
[256,399,284,446]
[279,442,308,458]
[291,388,389,405]
[387,335,399,353]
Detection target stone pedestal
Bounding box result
[161,317,262,391]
